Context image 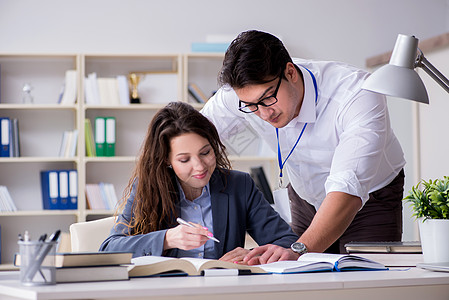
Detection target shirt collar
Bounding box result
[286,64,317,127]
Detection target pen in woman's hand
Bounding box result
[176,217,220,243]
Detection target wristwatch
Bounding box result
[290,242,308,256]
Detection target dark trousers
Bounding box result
[289,169,405,253]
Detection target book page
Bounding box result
[180,257,216,271]
[257,260,333,273]
[298,253,345,264]
[131,255,175,266]
[181,257,266,273]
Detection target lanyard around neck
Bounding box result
[276,66,318,187]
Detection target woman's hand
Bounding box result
[164,223,210,250]
[219,247,251,264]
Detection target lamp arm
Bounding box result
[416,50,449,94]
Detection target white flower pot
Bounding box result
[418,218,449,263]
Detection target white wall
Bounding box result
[1,0,448,241]
[1,0,447,68]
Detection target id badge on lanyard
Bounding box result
[273,66,317,224]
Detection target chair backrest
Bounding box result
[70,216,116,252]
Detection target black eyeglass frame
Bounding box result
[238,74,283,114]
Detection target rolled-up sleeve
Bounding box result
[325,90,388,205]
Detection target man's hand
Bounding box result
[243,244,300,265]
[219,247,250,264]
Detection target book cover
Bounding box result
[58,131,70,157]
[258,253,387,274]
[345,241,422,253]
[84,119,96,157]
[117,75,130,106]
[188,83,208,103]
[14,251,133,268]
[60,70,77,105]
[55,265,129,283]
[353,253,423,267]
[10,118,20,157]
[97,78,120,106]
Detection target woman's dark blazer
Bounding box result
[99,169,298,258]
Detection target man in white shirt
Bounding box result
[201,30,406,264]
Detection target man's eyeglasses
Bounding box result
[238,74,283,113]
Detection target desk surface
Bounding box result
[1,268,449,300]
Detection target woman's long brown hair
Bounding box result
[116,102,231,235]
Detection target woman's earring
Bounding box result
[168,165,172,169]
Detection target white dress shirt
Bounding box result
[201,58,405,210]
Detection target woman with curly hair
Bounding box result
[100,102,297,262]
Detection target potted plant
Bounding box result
[404,176,449,263]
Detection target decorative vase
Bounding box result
[418,218,449,263]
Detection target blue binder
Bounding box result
[40,170,59,210]
[68,170,78,209]
[58,170,69,209]
[0,118,11,157]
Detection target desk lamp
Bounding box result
[361,34,449,103]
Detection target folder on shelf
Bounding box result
[58,170,69,209]
[10,118,20,157]
[95,117,106,156]
[84,119,96,157]
[105,117,116,157]
[68,170,78,210]
[188,83,208,103]
[40,170,59,210]
[0,117,11,157]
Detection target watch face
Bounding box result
[291,242,307,254]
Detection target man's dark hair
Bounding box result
[219,30,293,89]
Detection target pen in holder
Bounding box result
[18,240,57,286]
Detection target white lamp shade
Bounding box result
[362,63,429,104]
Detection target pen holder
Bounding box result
[18,240,57,286]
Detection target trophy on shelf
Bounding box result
[22,83,34,104]
[128,73,141,104]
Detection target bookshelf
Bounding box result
[0,53,276,264]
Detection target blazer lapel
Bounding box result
[209,170,229,257]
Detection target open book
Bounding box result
[128,256,266,277]
[260,253,387,273]
[128,253,386,277]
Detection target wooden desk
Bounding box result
[0,268,448,300]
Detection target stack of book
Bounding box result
[85,73,130,106]
[58,129,78,158]
[15,251,132,283]
[344,241,423,267]
[85,183,118,210]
